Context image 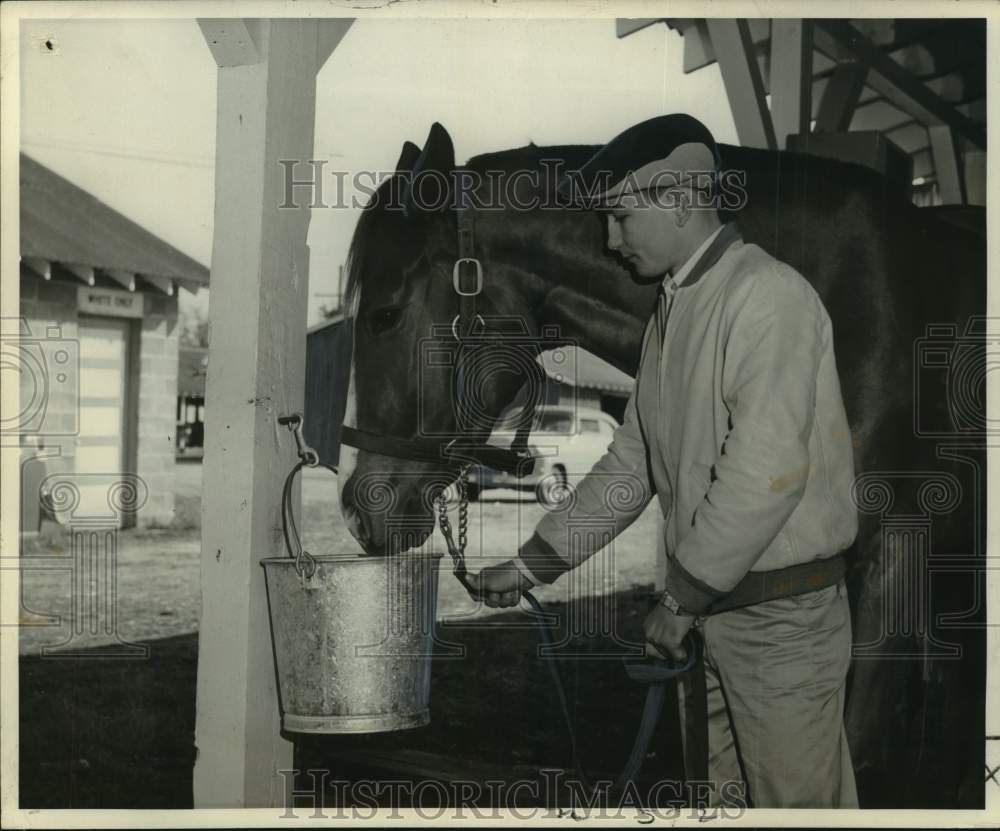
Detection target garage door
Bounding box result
[76,318,131,525]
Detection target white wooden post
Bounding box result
[769,19,812,149]
[813,61,868,133]
[706,19,777,150]
[928,125,967,205]
[192,17,351,808]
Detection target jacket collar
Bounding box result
[668,221,742,291]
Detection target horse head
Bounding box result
[338,123,553,556]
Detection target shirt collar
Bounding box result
[663,224,726,291]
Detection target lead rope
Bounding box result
[434,471,591,789]
[434,468,704,794]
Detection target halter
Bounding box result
[339,189,540,478]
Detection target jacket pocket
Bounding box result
[687,462,714,526]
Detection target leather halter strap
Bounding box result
[339,179,539,478]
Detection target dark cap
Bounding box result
[560,114,721,207]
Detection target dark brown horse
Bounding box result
[335,122,986,808]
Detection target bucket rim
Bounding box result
[260,550,445,567]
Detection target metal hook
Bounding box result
[278,413,320,467]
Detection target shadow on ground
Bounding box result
[20,587,689,810]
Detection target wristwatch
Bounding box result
[659,590,689,616]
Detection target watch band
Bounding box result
[659,590,688,616]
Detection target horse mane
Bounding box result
[343,173,402,317]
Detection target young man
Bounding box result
[479,114,860,808]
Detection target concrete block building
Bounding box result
[17,154,209,530]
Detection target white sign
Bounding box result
[77,286,144,318]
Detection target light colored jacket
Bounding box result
[514,223,859,614]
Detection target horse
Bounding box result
[335,121,986,808]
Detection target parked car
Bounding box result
[448,405,621,506]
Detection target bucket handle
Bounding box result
[279,414,338,579]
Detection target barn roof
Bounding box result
[540,348,635,395]
[20,153,209,290]
[617,18,986,200]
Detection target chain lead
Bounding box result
[436,464,476,596]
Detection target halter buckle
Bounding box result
[452,258,483,296]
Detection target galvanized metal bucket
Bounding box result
[261,549,443,734]
[261,426,443,735]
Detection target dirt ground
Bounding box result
[18,461,663,657]
[18,460,675,810]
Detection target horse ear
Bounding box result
[395,141,421,173]
[403,122,455,217]
[415,122,455,175]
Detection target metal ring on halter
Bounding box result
[452,257,483,296]
[451,313,486,342]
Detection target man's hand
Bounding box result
[478,560,534,608]
[644,604,695,662]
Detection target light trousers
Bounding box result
[677,580,858,808]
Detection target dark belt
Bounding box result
[704,551,847,615]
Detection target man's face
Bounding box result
[604,189,684,278]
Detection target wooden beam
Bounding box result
[199,19,263,67]
[770,19,813,149]
[105,268,135,292]
[963,151,986,206]
[928,125,966,204]
[142,275,174,296]
[814,61,868,133]
[615,18,663,39]
[911,149,933,181]
[22,257,50,280]
[317,19,354,70]
[192,17,350,809]
[706,19,776,150]
[65,263,95,286]
[813,20,986,150]
[668,17,771,75]
[886,122,929,155]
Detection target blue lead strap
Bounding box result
[440,507,703,791]
[520,589,703,791]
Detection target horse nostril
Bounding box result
[342,503,368,544]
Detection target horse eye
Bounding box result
[370,305,404,335]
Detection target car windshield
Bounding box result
[536,412,573,433]
[493,407,576,435]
